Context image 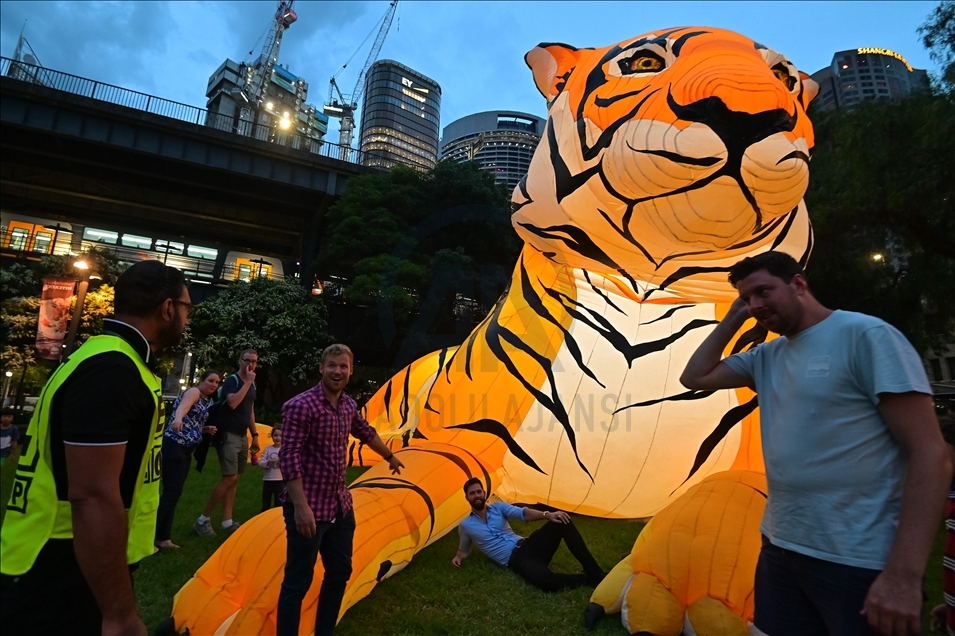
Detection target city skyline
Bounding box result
[0,1,941,144]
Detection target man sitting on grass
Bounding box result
[452,478,604,591]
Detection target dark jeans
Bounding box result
[262,480,284,512]
[276,501,355,636]
[754,535,881,636]
[0,539,134,636]
[155,436,195,543]
[507,520,603,592]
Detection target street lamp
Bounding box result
[61,258,91,361]
[1,371,12,407]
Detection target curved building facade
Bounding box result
[358,60,441,171]
[439,111,545,191]
[810,47,930,112]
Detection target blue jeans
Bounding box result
[155,436,195,542]
[754,535,881,636]
[276,501,355,636]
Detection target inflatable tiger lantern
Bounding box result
[171,27,817,634]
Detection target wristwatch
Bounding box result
[383,452,394,461]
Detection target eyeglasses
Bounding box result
[174,298,195,316]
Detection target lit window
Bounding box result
[187,246,218,260]
[83,228,119,244]
[8,227,29,250]
[122,234,152,249]
[155,240,184,255]
[33,232,54,253]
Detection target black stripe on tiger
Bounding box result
[640,304,692,325]
[614,388,717,415]
[398,445,494,496]
[447,419,545,475]
[481,295,591,478]
[643,265,733,300]
[520,259,605,388]
[350,477,436,541]
[518,222,622,272]
[398,364,412,429]
[383,380,393,421]
[676,396,759,490]
[424,347,451,414]
[582,270,625,314]
[543,285,718,365]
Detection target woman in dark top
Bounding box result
[155,369,220,549]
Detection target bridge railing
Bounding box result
[1,56,398,169]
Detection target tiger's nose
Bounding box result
[666,92,796,153]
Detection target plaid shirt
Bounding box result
[278,383,377,521]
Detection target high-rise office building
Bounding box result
[358,60,441,171]
[810,47,930,112]
[440,111,545,191]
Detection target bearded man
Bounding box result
[1,260,191,636]
[452,478,605,592]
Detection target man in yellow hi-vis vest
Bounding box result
[1,260,191,636]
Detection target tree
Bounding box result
[1,250,123,393]
[805,90,955,353]
[919,1,955,91]
[186,277,332,407]
[316,160,520,368]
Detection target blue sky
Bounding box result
[0,1,940,143]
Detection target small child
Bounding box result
[0,408,19,467]
[259,427,284,512]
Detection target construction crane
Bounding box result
[324,0,398,148]
[237,0,298,132]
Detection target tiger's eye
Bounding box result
[771,63,796,90]
[619,53,665,75]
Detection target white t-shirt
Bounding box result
[259,445,283,481]
[723,310,931,569]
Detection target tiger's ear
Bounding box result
[798,71,819,108]
[525,43,584,101]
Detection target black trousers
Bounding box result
[262,480,284,512]
[507,520,603,592]
[155,436,195,543]
[276,502,355,636]
[0,539,135,636]
[753,535,881,636]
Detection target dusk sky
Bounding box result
[0,1,941,144]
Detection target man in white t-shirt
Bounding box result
[680,251,950,636]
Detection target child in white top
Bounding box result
[259,427,284,512]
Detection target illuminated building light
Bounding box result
[856,48,913,72]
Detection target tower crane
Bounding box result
[324,0,398,148]
[238,0,297,132]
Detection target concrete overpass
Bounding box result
[0,57,384,285]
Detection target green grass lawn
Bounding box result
[0,456,947,635]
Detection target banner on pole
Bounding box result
[35,276,75,361]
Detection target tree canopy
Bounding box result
[920,0,955,90]
[185,277,331,406]
[316,160,520,368]
[805,90,955,353]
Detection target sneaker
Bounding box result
[193,519,217,538]
[221,521,241,534]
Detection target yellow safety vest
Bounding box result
[0,335,165,575]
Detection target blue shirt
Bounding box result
[458,502,527,567]
[723,310,931,569]
[164,393,212,447]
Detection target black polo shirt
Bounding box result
[50,319,156,507]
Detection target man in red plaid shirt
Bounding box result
[276,343,403,636]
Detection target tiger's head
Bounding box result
[513,27,818,301]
